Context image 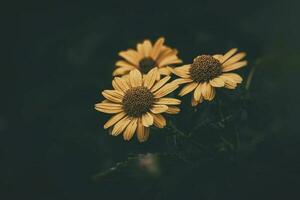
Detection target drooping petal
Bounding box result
[193,83,202,101]
[104,112,126,129]
[201,82,215,101]
[153,114,166,128]
[137,119,149,142]
[150,104,168,114]
[129,69,143,87]
[178,82,198,96]
[209,77,225,87]
[142,112,154,127]
[123,118,138,141]
[111,116,131,136]
[165,106,180,114]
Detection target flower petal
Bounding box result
[118,49,141,66]
[144,67,159,89]
[123,118,138,141]
[165,106,180,114]
[178,82,198,96]
[193,83,202,101]
[172,78,193,85]
[129,69,143,87]
[137,119,150,142]
[172,65,191,78]
[201,82,215,101]
[142,40,152,57]
[95,103,123,114]
[115,60,136,69]
[222,61,247,72]
[142,112,154,127]
[104,112,126,129]
[150,76,171,92]
[209,77,225,87]
[113,77,130,91]
[150,37,165,60]
[111,116,131,136]
[155,98,181,105]
[219,48,238,63]
[158,55,182,67]
[153,114,166,128]
[150,104,168,114]
[223,52,246,66]
[102,90,124,103]
[153,83,179,98]
[112,67,131,76]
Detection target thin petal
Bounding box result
[213,54,223,62]
[95,103,123,114]
[155,98,181,105]
[193,83,202,101]
[104,112,126,129]
[129,69,143,87]
[172,78,193,85]
[221,73,243,83]
[150,76,171,92]
[137,119,149,142]
[137,43,145,57]
[150,37,165,60]
[178,82,198,96]
[219,48,238,63]
[144,67,159,89]
[165,106,180,114]
[102,90,124,103]
[150,104,168,114]
[111,116,131,136]
[172,65,191,78]
[153,114,166,128]
[209,77,225,87]
[123,118,138,141]
[154,83,179,98]
[143,40,152,57]
[158,55,183,67]
[142,112,154,127]
[223,52,246,66]
[158,67,172,75]
[222,61,247,72]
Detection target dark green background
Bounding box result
[2,0,300,199]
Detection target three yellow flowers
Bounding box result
[95,37,247,142]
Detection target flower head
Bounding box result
[173,48,247,106]
[113,37,182,79]
[95,68,181,142]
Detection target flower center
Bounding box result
[189,55,222,83]
[139,57,157,74]
[122,86,154,117]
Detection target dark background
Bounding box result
[2,0,300,199]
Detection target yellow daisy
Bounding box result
[95,68,181,142]
[113,37,182,79]
[173,48,247,106]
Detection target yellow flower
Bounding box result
[113,37,182,79]
[95,68,181,142]
[173,48,247,106]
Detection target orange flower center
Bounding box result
[189,55,222,83]
[139,57,157,74]
[122,86,154,117]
